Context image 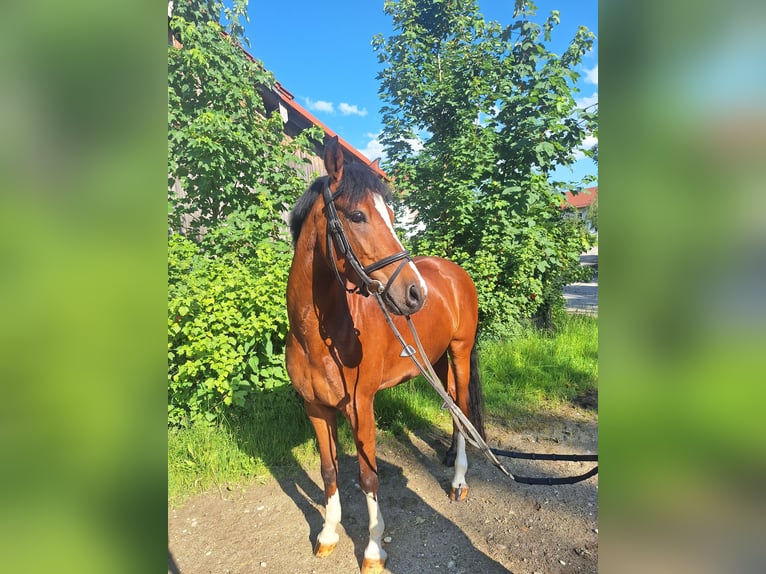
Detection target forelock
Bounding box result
[288,163,391,246]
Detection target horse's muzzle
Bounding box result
[386,280,425,315]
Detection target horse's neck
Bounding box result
[288,231,354,333]
[288,233,362,366]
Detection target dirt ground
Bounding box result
[168,400,597,574]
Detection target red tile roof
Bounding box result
[562,186,597,209]
[273,82,387,180]
[235,40,387,180]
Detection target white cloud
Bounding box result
[338,102,368,117]
[359,132,426,164]
[584,65,598,85]
[304,98,334,114]
[405,136,424,153]
[582,134,598,149]
[573,134,598,160]
[576,91,599,110]
[303,99,369,117]
[360,133,386,162]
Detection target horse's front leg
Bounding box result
[306,403,342,558]
[348,399,387,574]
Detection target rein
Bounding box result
[323,183,598,486]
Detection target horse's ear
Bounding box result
[324,136,344,190]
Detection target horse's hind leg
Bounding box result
[433,353,460,467]
[432,352,470,501]
[446,340,477,501]
[306,403,342,558]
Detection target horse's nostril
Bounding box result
[408,284,422,306]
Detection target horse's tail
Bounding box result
[467,336,486,440]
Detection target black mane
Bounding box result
[289,162,392,246]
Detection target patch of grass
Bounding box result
[168,385,368,506]
[480,313,598,427]
[169,387,317,506]
[168,314,597,504]
[375,377,455,437]
[168,418,265,506]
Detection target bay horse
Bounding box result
[285,137,485,574]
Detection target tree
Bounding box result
[167,0,321,423]
[586,193,598,232]
[586,143,598,231]
[168,0,319,239]
[374,0,597,333]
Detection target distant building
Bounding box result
[259,80,386,181]
[562,186,597,232]
[168,6,386,236]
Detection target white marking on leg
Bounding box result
[317,490,341,547]
[372,194,428,296]
[451,432,468,490]
[363,491,388,562]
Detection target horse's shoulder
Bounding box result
[414,255,468,277]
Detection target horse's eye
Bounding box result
[348,210,367,223]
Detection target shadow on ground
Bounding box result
[169,386,598,573]
[168,398,514,572]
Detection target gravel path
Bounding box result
[168,403,598,574]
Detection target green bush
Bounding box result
[167,1,321,426]
[376,1,597,337]
[167,218,292,425]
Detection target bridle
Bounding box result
[322,182,413,312]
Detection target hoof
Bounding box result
[449,485,469,502]
[313,540,337,558]
[361,557,387,574]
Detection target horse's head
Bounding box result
[318,137,427,315]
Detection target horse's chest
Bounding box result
[287,342,358,408]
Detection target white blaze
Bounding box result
[372,194,428,297]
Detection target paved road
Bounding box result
[564,246,598,315]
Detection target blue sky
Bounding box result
[243,1,597,186]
